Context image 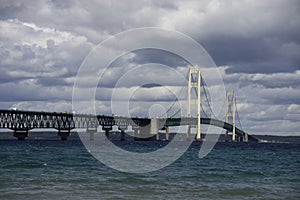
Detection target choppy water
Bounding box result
[0,138,299,200]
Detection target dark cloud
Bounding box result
[203,36,300,74]
[0,68,14,83]
[194,0,300,74]
[141,83,162,88]
[151,1,178,10]
[0,82,72,101]
[130,49,188,68]
[259,87,300,105]
[36,77,71,87]
[49,0,72,9]
[0,0,300,135]
[223,69,300,89]
[0,1,25,19]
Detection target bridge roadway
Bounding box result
[0,109,250,141]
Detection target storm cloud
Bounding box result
[0,0,299,135]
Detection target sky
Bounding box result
[0,0,299,135]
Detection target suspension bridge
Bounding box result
[0,67,254,142]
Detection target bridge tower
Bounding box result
[225,91,236,142]
[187,67,201,141]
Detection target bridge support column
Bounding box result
[165,127,169,141]
[134,126,155,141]
[196,115,201,141]
[102,126,112,140]
[186,125,191,140]
[243,132,248,142]
[58,130,70,140]
[118,126,127,141]
[13,130,28,140]
[232,124,236,142]
[132,127,140,141]
[225,91,236,142]
[120,131,125,141]
[187,67,201,142]
[150,118,159,141]
[225,131,229,142]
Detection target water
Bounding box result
[0,139,299,200]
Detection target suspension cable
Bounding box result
[200,75,218,119]
[158,84,185,118]
[167,71,209,118]
[234,98,243,131]
[158,69,220,120]
[190,73,209,118]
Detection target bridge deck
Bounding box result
[0,109,249,138]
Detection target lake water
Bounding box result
[0,138,299,199]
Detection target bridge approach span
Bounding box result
[0,109,251,141]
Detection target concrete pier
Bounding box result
[120,131,125,141]
[58,130,70,140]
[186,125,191,140]
[134,126,155,141]
[13,131,28,140]
[165,127,169,141]
[150,118,159,140]
[118,126,127,141]
[243,132,249,142]
[133,127,140,141]
[102,126,112,140]
[225,131,229,142]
